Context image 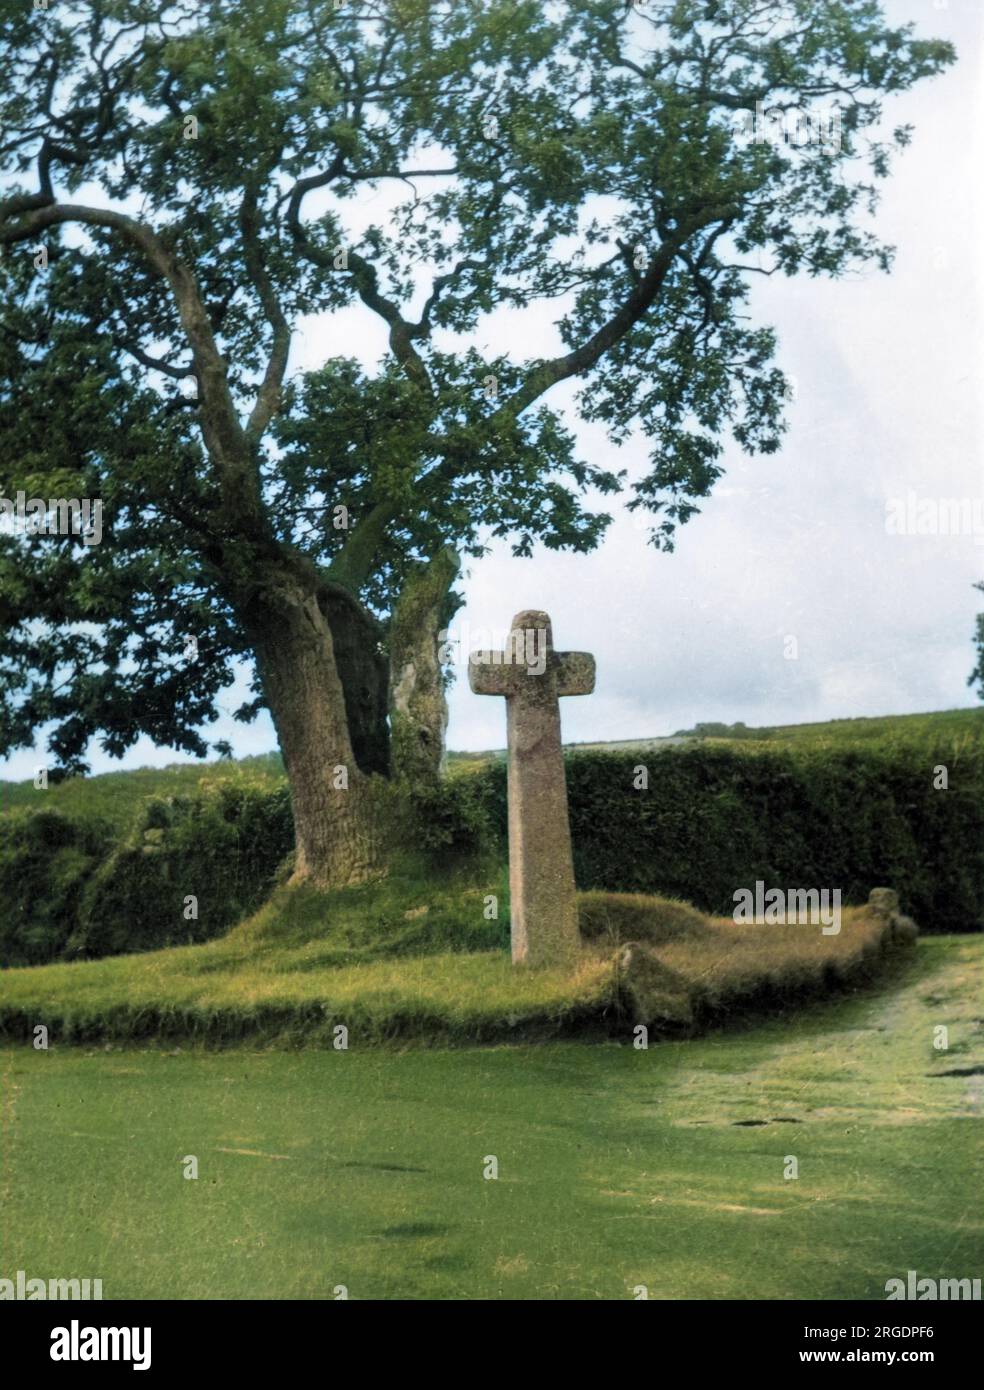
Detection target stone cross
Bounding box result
[468,610,595,967]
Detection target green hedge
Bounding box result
[69,781,294,960]
[533,744,982,933]
[1,738,980,965]
[0,782,293,967]
[0,809,112,965]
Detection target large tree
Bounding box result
[0,0,953,884]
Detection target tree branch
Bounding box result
[114,337,195,380]
[345,249,435,398]
[328,497,402,593]
[494,204,739,423]
[0,191,55,222]
[240,181,292,443]
[284,162,435,397]
[417,256,487,334]
[0,201,260,529]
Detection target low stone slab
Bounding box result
[616,943,694,1028]
[867,886,919,946]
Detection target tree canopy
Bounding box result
[0,0,955,782]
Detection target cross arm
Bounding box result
[555,652,595,697]
[468,652,525,696]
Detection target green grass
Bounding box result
[0,866,599,1044]
[727,706,984,746]
[571,706,984,757]
[2,935,979,1300]
[0,752,285,829]
[0,868,911,1045]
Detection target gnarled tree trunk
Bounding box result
[244,567,392,887]
[318,585,390,777]
[234,543,460,887]
[388,548,460,786]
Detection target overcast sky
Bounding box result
[2,0,982,778]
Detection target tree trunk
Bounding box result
[318,585,390,777]
[389,548,460,786]
[234,544,458,887]
[244,568,391,887]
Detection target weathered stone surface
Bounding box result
[868,887,919,946]
[868,887,900,917]
[617,944,693,1027]
[468,610,594,968]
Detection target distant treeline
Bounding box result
[672,721,763,739]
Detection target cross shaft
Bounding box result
[468,610,595,966]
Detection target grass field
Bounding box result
[2,935,980,1300]
[568,706,984,756]
[0,752,285,829]
[1,708,978,1300]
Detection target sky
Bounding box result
[2,0,982,778]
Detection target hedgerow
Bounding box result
[1,734,979,965]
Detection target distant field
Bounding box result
[0,752,285,828]
[2,707,980,817]
[565,705,984,755]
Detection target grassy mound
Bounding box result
[578,891,710,947]
[651,909,911,1029]
[0,867,917,1046]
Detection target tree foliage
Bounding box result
[0,0,954,774]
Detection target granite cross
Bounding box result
[468,610,595,967]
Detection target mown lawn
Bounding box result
[2,936,980,1300]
